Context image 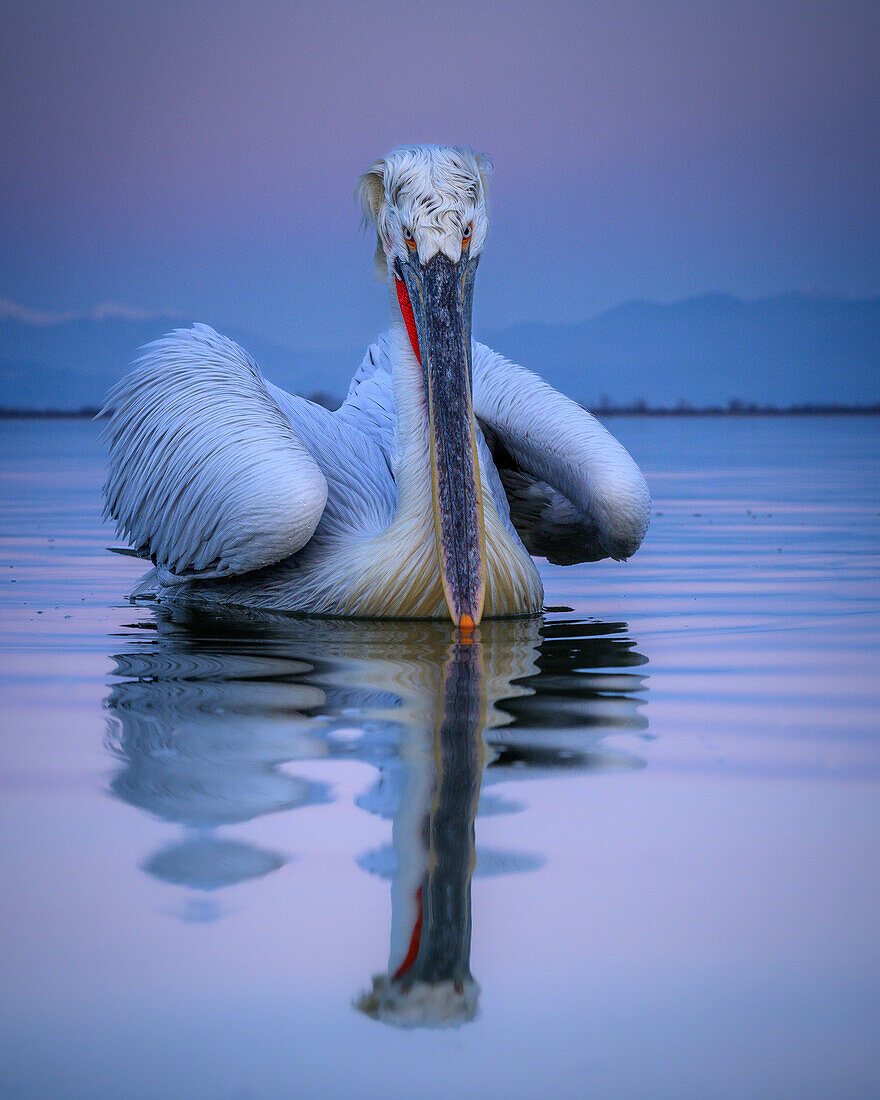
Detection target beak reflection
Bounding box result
[357,635,485,1026]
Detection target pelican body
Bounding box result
[102,145,651,626]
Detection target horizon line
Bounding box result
[4,401,880,420]
[1,287,878,342]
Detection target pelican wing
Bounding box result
[101,325,328,581]
[472,343,651,565]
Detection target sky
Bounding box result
[1,0,878,353]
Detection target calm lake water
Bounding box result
[1,415,879,1099]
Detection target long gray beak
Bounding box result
[397,252,486,628]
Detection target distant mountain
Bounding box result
[481,292,880,407]
[1,292,878,410]
[0,313,359,410]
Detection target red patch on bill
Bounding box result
[392,885,423,980]
[395,277,421,364]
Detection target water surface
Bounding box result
[1,416,878,1098]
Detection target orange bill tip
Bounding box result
[458,613,476,638]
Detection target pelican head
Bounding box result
[358,146,493,627]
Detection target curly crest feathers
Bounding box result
[357,144,492,278]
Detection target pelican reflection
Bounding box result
[104,608,647,1006]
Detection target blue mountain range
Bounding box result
[1,292,877,410]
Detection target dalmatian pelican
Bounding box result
[102,144,650,626]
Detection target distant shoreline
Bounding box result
[3,403,880,420]
[591,402,880,416]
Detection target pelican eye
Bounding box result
[462,222,473,246]
[403,226,417,251]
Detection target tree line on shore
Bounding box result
[3,397,880,419]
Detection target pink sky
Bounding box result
[1,0,878,350]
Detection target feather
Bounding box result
[357,145,492,279]
[472,343,651,563]
[100,325,328,582]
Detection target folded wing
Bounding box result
[472,343,651,565]
[101,325,328,582]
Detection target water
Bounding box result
[1,416,878,1099]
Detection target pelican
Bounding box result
[102,145,650,625]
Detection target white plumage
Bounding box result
[102,326,327,582]
[101,145,650,621]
